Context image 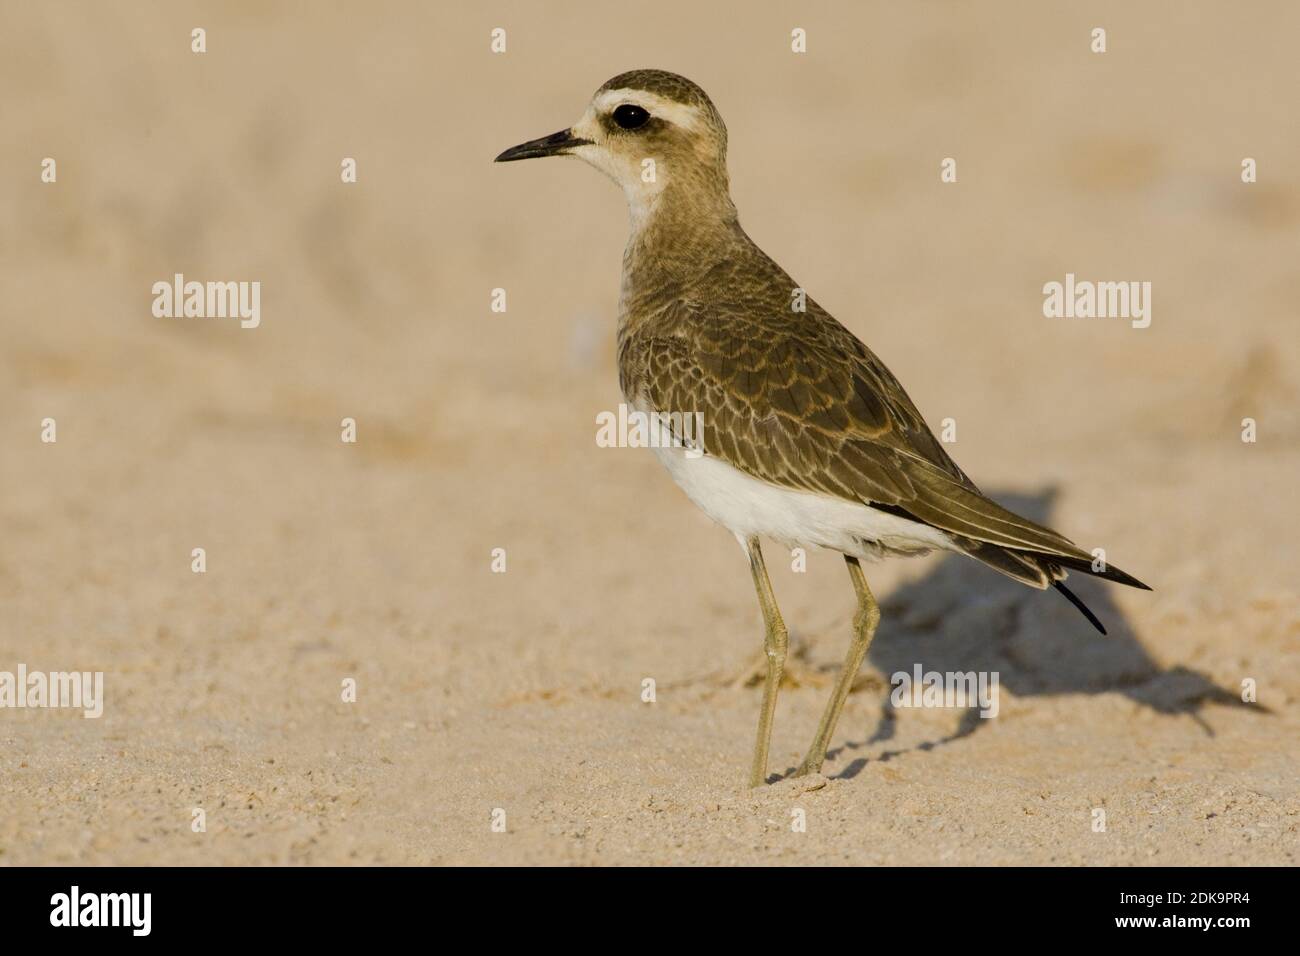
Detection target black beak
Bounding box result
[494,128,592,163]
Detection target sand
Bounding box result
[0,1,1296,866]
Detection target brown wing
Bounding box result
[619,300,1095,561]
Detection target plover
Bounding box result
[496,69,1150,786]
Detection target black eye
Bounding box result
[612,104,651,130]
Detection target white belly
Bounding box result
[648,440,957,560]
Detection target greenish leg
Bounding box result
[746,538,789,788]
[795,555,880,777]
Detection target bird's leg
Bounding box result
[745,537,788,788]
[795,555,880,777]
[727,637,830,690]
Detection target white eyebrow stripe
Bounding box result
[593,88,702,131]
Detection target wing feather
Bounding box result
[621,309,1100,569]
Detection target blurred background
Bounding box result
[0,1,1295,865]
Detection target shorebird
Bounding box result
[496,69,1151,787]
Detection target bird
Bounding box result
[495,69,1151,787]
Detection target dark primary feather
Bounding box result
[1054,581,1107,635]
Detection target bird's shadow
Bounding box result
[783,488,1260,782]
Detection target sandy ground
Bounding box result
[1,1,1297,866]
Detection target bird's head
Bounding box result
[495,69,732,226]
